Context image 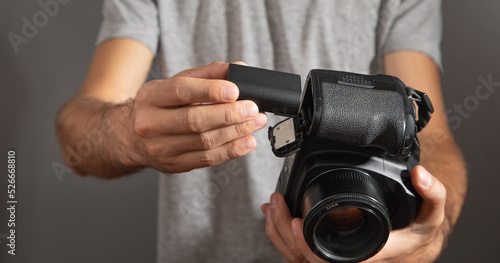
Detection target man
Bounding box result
[57,0,467,262]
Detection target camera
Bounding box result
[227,64,434,262]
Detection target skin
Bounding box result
[57,38,268,178]
[57,38,467,261]
[261,51,467,262]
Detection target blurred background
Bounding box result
[1,1,499,262]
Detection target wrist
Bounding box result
[106,99,148,173]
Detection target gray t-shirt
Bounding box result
[96,1,442,262]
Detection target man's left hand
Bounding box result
[261,165,447,263]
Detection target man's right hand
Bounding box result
[57,39,266,177]
[130,62,268,173]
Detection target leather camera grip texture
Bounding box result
[316,82,406,155]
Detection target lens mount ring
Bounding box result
[301,169,391,262]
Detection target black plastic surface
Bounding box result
[227,64,302,116]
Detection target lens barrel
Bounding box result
[302,169,390,262]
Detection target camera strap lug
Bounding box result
[406,87,434,132]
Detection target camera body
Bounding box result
[227,64,433,262]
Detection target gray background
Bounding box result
[1,1,499,262]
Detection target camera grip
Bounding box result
[317,82,407,155]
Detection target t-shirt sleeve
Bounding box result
[95,0,159,54]
[384,0,442,70]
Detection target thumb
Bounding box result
[411,165,447,227]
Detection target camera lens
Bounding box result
[302,169,390,263]
[326,208,365,233]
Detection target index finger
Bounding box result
[140,77,239,107]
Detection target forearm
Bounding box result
[56,96,144,178]
[419,127,468,240]
[384,50,468,247]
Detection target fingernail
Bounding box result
[243,102,258,119]
[223,85,239,101]
[232,61,248,66]
[270,193,278,208]
[252,114,268,127]
[243,136,256,151]
[418,167,433,189]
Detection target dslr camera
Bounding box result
[227,64,434,263]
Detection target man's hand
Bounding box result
[261,165,447,263]
[57,42,267,177]
[130,62,267,173]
